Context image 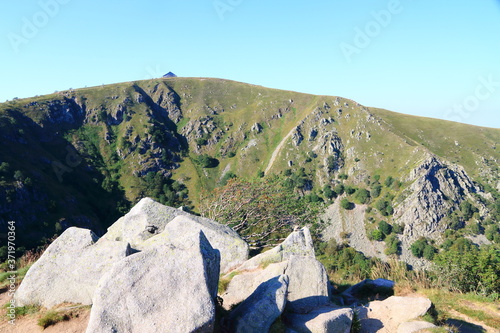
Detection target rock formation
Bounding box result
[103,197,248,273]
[15,227,130,308]
[13,200,439,333]
[85,230,219,333]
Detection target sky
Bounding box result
[1,0,499,128]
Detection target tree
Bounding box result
[345,186,356,195]
[354,188,370,204]
[375,199,394,216]
[384,234,400,255]
[341,198,353,210]
[193,154,219,168]
[371,184,382,198]
[410,238,427,258]
[323,185,336,200]
[384,176,395,188]
[370,229,384,241]
[199,177,322,248]
[334,184,345,196]
[378,220,392,235]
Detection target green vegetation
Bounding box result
[341,198,353,210]
[199,175,323,248]
[37,310,70,329]
[410,238,436,260]
[374,199,394,216]
[192,154,219,168]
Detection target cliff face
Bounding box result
[1,77,499,265]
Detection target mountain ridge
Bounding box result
[0,77,499,268]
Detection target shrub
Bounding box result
[375,199,394,216]
[392,223,405,234]
[411,238,436,259]
[354,188,370,204]
[339,173,349,180]
[340,198,353,210]
[384,234,400,255]
[38,311,69,329]
[193,154,219,168]
[371,184,382,198]
[334,184,345,196]
[370,229,384,241]
[378,220,392,235]
[345,186,356,195]
[219,171,237,186]
[323,185,336,200]
[384,176,395,188]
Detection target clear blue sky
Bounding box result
[1,0,499,128]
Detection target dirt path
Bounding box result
[264,125,297,174]
[0,289,90,333]
[447,309,499,333]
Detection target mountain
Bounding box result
[1,77,499,267]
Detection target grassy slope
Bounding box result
[370,108,500,183]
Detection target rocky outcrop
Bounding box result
[103,198,248,273]
[284,255,330,313]
[227,275,289,333]
[235,227,315,271]
[356,296,433,333]
[341,278,395,305]
[222,255,329,311]
[86,230,220,333]
[394,154,488,268]
[15,227,130,308]
[285,306,353,333]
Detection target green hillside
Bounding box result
[0,77,499,267]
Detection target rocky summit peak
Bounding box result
[163,71,177,78]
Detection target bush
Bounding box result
[193,154,219,168]
[371,184,382,198]
[334,184,345,196]
[370,229,384,241]
[392,223,405,234]
[339,173,349,180]
[340,198,353,210]
[423,245,436,260]
[38,311,69,329]
[378,220,392,235]
[384,234,400,255]
[354,188,370,204]
[384,176,395,188]
[411,238,436,259]
[323,185,336,200]
[375,199,394,216]
[345,186,356,195]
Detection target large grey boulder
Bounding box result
[341,278,395,305]
[235,227,315,272]
[86,230,220,333]
[285,306,353,333]
[357,296,433,333]
[143,215,248,273]
[15,227,130,308]
[227,275,289,333]
[285,255,330,313]
[103,197,248,273]
[221,255,329,311]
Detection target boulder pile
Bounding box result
[15,198,437,333]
